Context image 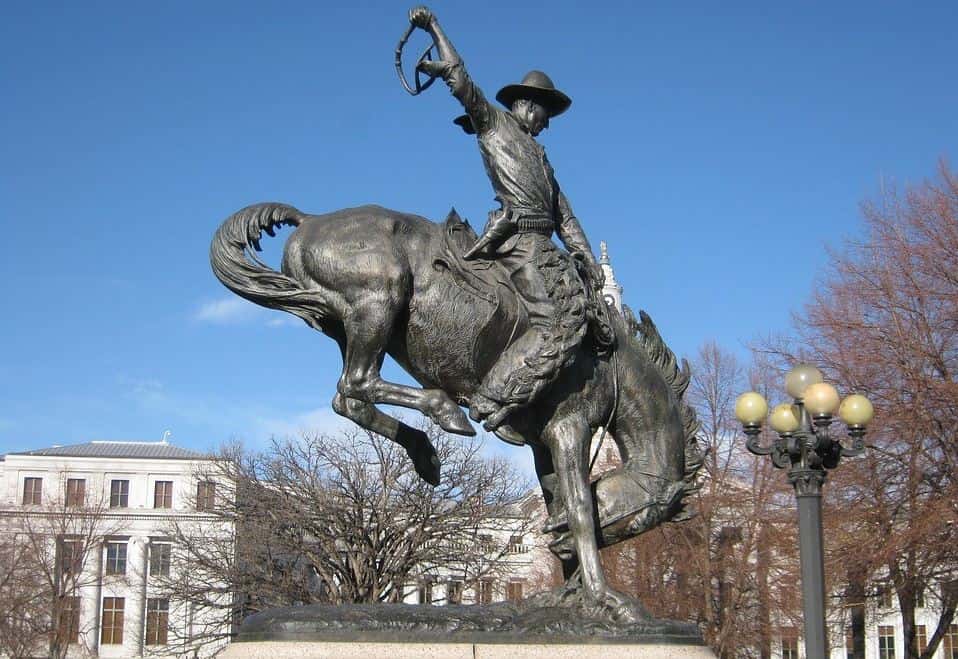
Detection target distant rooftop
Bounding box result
[8,440,210,460]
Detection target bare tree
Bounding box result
[154,425,535,654]
[0,532,47,658]
[762,161,958,659]
[676,345,800,659]
[0,475,123,658]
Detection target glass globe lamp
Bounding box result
[785,363,824,399]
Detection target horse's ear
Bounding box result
[444,207,463,224]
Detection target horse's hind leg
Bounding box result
[332,392,440,486]
[338,296,474,436]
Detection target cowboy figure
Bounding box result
[409,6,604,440]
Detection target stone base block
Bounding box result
[220,641,716,658]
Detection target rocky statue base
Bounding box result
[220,603,715,658]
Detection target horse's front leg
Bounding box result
[547,415,605,599]
[547,414,646,622]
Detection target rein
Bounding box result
[589,349,619,472]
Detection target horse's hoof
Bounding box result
[423,456,441,486]
[598,591,651,624]
[412,450,441,486]
[437,406,475,436]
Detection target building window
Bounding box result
[101,597,125,645]
[879,625,896,659]
[914,586,925,609]
[781,628,799,659]
[846,627,855,659]
[507,534,524,553]
[915,625,928,656]
[59,539,83,579]
[145,598,169,646]
[22,477,42,505]
[479,579,494,605]
[58,596,81,644]
[150,543,172,577]
[196,481,216,511]
[506,580,524,602]
[478,534,494,553]
[65,478,86,507]
[447,580,463,605]
[105,541,127,575]
[153,481,173,509]
[418,579,433,605]
[943,624,958,659]
[110,480,129,508]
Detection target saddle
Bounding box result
[433,211,524,376]
[433,209,615,380]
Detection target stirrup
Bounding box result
[493,424,525,446]
[482,402,519,432]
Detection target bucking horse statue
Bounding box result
[210,203,703,624]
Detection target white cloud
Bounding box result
[266,316,301,328]
[193,296,301,328]
[193,297,260,324]
[252,407,354,440]
[125,377,164,397]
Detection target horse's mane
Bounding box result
[623,305,705,520]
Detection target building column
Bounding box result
[88,539,106,654]
[131,535,151,656]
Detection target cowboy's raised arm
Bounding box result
[409,6,493,133]
[556,190,604,288]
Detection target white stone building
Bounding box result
[0,440,232,657]
[399,497,551,607]
[770,587,958,659]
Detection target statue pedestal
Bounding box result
[220,603,714,658]
[221,640,715,658]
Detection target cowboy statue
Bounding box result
[408,6,608,442]
[211,5,706,630]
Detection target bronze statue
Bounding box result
[211,6,702,625]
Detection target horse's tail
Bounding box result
[209,202,330,331]
[626,306,705,522]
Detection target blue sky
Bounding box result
[2,1,956,466]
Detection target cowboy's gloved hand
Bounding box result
[416,59,446,77]
[409,6,434,29]
[463,240,491,261]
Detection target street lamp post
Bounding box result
[735,364,874,659]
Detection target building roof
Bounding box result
[7,440,210,460]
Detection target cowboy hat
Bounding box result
[495,70,571,117]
